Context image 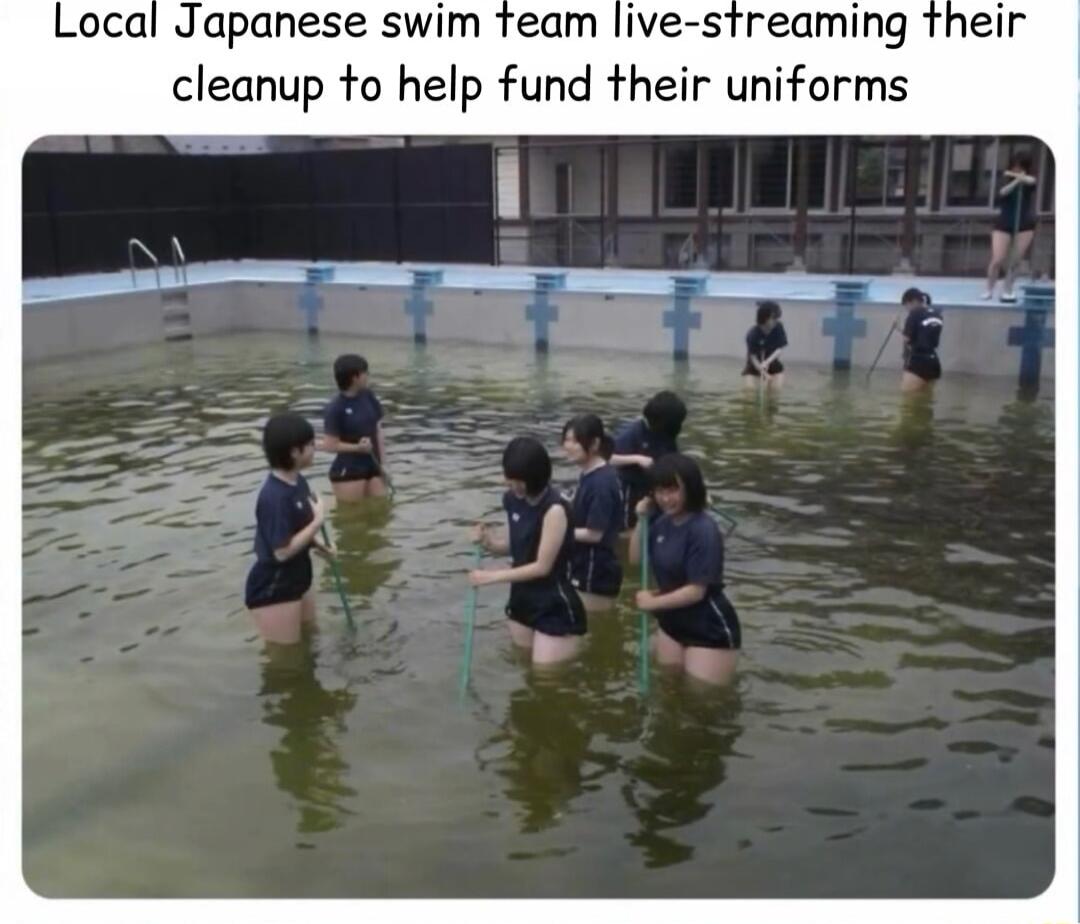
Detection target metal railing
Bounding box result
[170,236,188,286]
[128,238,161,290]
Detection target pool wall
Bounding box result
[22,267,1055,382]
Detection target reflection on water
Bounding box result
[259,637,357,836]
[22,332,1053,898]
[623,684,743,869]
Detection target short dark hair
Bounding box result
[561,414,614,460]
[333,353,369,391]
[901,287,924,307]
[757,300,782,325]
[263,413,315,470]
[650,453,707,513]
[643,391,687,440]
[502,436,552,495]
[1009,150,1033,173]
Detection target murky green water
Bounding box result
[23,332,1054,897]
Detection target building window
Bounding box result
[706,144,735,209]
[663,142,736,210]
[749,139,789,208]
[663,144,697,209]
[845,138,930,208]
[944,136,1040,208]
[747,138,828,210]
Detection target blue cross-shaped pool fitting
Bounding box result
[404,269,443,343]
[1008,284,1055,388]
[823,280,870,370]
[527,273,566,352]
[663,276,707,360]
[298,266,334,333]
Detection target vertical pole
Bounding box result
[793,138,810,271]
[847,136,859,274]
[607,136,620,266]
[898,137,919,272]
[599,144,606,269]
[491,144,499,266]
[393,151,403,264]
[696,139,709,267]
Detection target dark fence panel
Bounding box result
[22,145,495,277]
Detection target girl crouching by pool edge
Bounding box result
[245,413,337,645]
[629,453,741,687]
[469,436,587,665]
[560,414,624,613]
[742,300,787,389]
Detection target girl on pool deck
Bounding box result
[560,414,624,612]
[983,150,1038,303]
[628,453,741,686]
[469,436,587,665]
[610,390,687,533]
[322,353,388,502]
[245,413,336,645]
[742,300,787,388]
[900,287,944,393]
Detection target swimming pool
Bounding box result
[22,332,1053,897]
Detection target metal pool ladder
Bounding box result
[128,236,193,342]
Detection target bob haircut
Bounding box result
[333,353,369,391]
[649,453,708,513]
[263,413,315,470]
[502,436,552,496]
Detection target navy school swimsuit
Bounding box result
[612,418,678,531]
[245,472,315,608]
[742,322,788,377]
[648,510,741,650]
[567,464,624,597]
[504,486,587,637]
[995,183,1035,234]
[323,389,384,482]
[902,306,944,382]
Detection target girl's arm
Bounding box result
[272,495,326,562]
[375,420,387,467]
[321,434,372,454]
[574,527,604,544]
[473,522,510,555]
[610,453,653,469]
[998,176,1024,197]
[471,505,567,585]
[637,583,708,611]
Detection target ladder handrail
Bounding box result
[128,238,161,290]
[170,236,188,286]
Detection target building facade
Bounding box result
[491,135,1055,277]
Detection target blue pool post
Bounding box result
[663,276,706,361]
[300,266,335,334]
[1008,284,1055,389]
[527,272,566,352]
[824,280,870,370]
[405,269,443,344]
